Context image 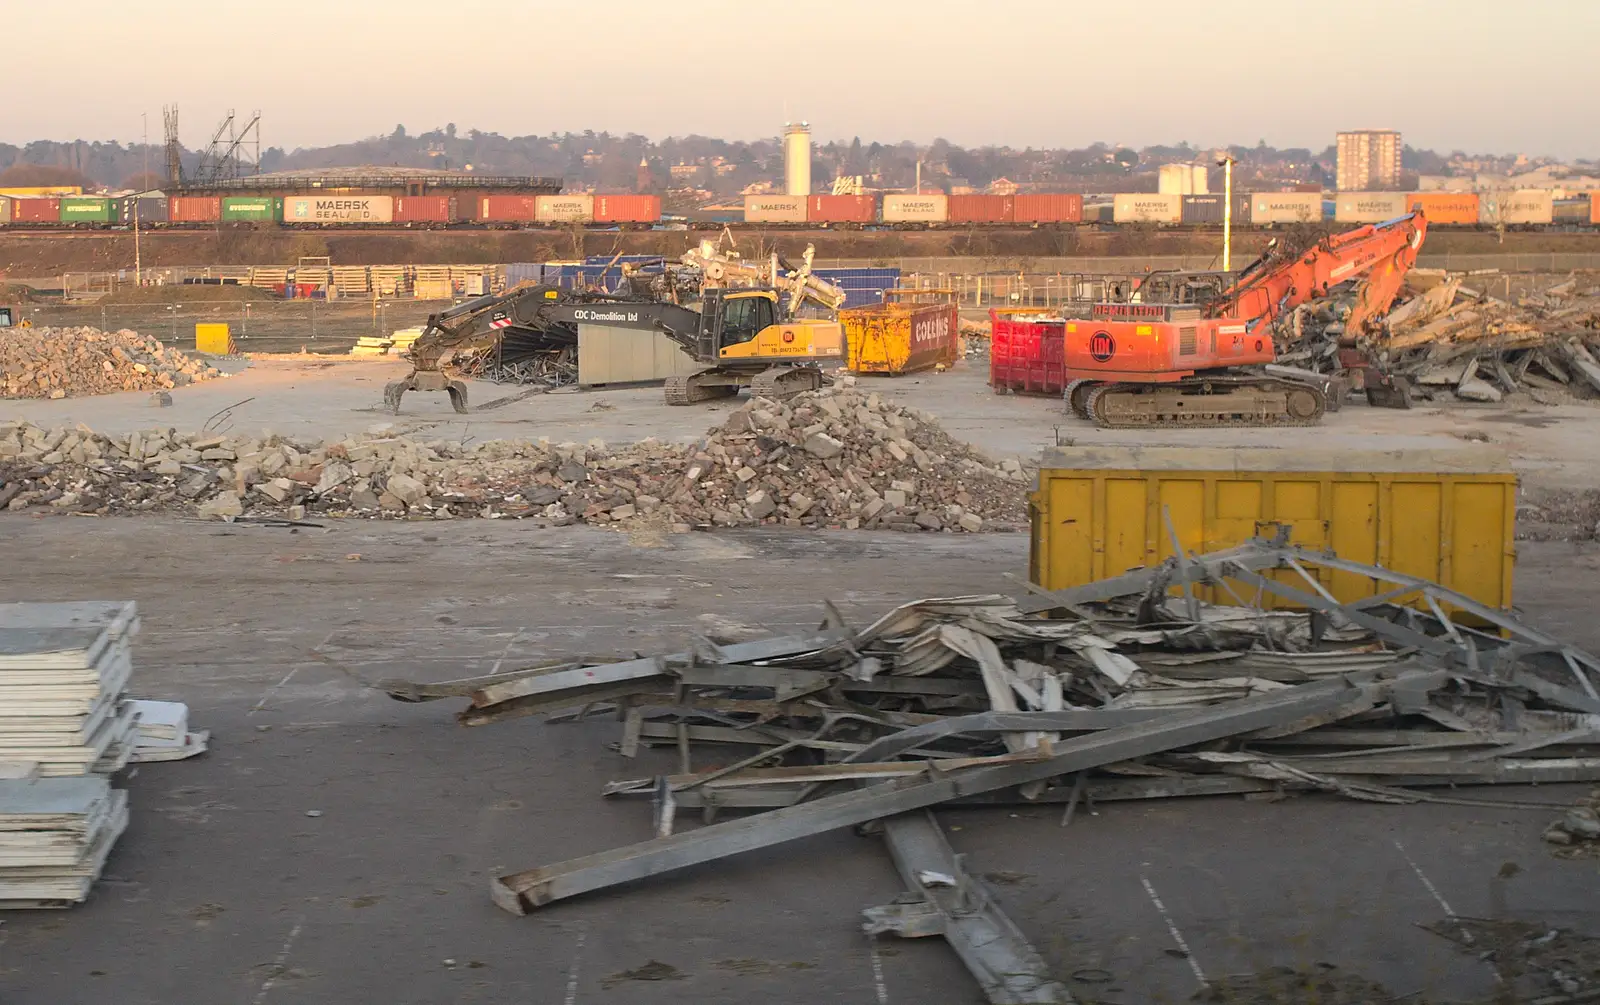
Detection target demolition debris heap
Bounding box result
[1,328,225,400]
[0,388,1030,529]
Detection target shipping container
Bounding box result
[394,195,453,224]
[1082,202,1114,224]
[119,196,168,225]
[282,195,394,225]
[1592,193,1600,227]
[169,196,222,223]
[1013,193,1083,224]
[1249,192,1322,225]
[0,197,11,225]
[535,194,594,224]
[842,299,959,375]
[1479,189,1554,226]
[1405,192,1479,226]
[1028,445,1516,613]
[806,194,876,225]
[59,197,116,224]
[742,195,808,224]
[1179,194,1253,225]
[12,197,62,223]
[479,195,539,223]
[947,194,1014,224]
[1112,193,1182,224]
[220,196,280,223]
[593,194,660,224]
[882,194,949,224]
[1554,198,1590,224]
[1334,192,1408,224]
[989,309,1068,394]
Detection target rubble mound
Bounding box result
[0,388,1031,529]
[1,327,224,400]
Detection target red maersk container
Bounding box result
[948,194,1014,224]
[1013,194,1083,224]
[989,309,1069,395]
[394,196,453,223]
[593,195,661,224]
[479,195,539,223]
[13,197,62,223]
[807,194,877,225]
[169,196,221,223]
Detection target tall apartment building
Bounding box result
[1336,130,1402,191]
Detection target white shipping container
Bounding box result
[283,195,393,224]
[1334,192,1408,224]
[1250,193,1322,225]
[1479,189,1555,226]
[882,194,949,223]
[0,197,10,224]
[1112,193,1182,224]
[743,195,808,224]
[535,194,595,224]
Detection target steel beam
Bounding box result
[869,811,1073,1004]
[491,676,1373,914]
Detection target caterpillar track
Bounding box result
[749,365,824,401]
[1082,375,1327,429]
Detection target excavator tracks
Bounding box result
[748,366,824,402]
[664,374,740,406]
[1082,376,1327,429]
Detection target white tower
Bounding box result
[783,122,812,197]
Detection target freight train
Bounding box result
[0,189,1594,231]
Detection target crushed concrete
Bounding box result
[0,388,1030,531]
[1,327,225,399]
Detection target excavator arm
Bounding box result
[384,283,602,413]
[1218,211,1429,334]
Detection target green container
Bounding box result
[59,196,116,223]
[221,196,282,222]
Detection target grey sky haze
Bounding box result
[7,0,1597,158]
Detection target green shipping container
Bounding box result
[221,197,281,222]
[59,197,116,223]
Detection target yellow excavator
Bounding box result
[384,242,848,413]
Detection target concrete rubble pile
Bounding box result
[382,537,1600,1004]
[1,327,225,400]
[1277,271,1600,405]
[0,388,1029,530]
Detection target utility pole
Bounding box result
[136,113,147,286]
[1217,155,1236,272]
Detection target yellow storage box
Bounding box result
[1029,445,1517,611]
[194,323,235,355]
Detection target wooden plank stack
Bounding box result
[0,602,141,777]
[0,777,128,907]
[0,602,140,907]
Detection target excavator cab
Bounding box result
[708,290,778,347]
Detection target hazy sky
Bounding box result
[7,0,1597,158]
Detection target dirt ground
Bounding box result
[4,355,1598,494]
[0,519,1596,1005]
[2,227,1596,275]
[3,355,1600,1002]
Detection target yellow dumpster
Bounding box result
[194,323,235,355]
[842,292,959,375]
[1029,445,1517,611]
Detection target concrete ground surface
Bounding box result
[3,356,1599,490]
[1,519,1597,1005]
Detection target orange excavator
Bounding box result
[1063,211,1428,427]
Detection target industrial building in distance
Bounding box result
[1336,129,1403,191]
